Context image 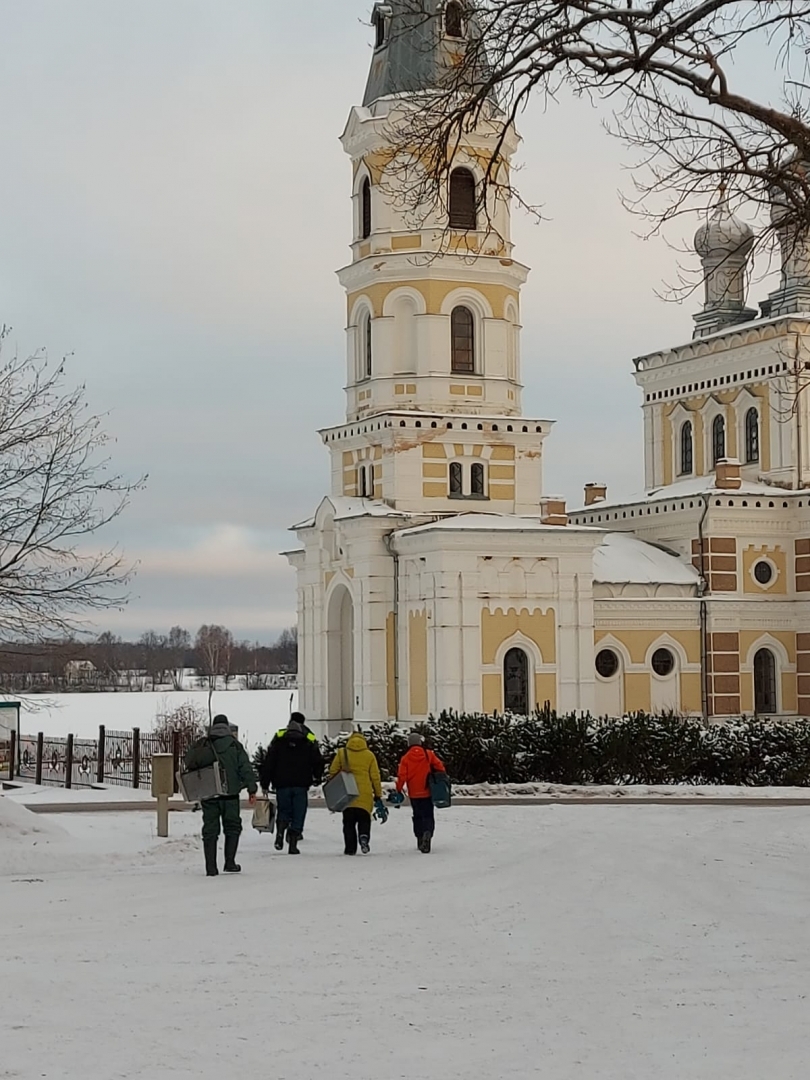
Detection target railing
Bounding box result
[11,725,196,791]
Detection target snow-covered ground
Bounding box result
[8,688,298,751]
[2,797,809,1077]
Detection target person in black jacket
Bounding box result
[259,715,323,854]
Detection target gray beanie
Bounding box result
[408,732,424,747]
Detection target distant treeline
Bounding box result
[0,624,297,693]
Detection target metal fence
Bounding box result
[12,725,196,791]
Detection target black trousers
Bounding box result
[411,796,435,838]
[342,807,371,854]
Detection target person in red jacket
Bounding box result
[395,733,446,853]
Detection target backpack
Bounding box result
[425,749,452,809]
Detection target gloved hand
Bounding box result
[373,797,389,824]
[387,790,405,806]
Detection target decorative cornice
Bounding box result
[633,315,810,375]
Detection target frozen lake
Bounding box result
[10,689,298,752]
[2,800,809,1078]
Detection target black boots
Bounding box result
[419,832,432,854]
[204,838,218,877]
[274,823,286,851]
[223,835,241,873]
[287,830,300,855]
[205,835,243,875]
[359,835,370,855]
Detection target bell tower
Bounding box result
[319,0,550,516]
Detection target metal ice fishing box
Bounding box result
[322,768,359,813]
[177,762,226,803]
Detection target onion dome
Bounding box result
[695,200,754,261]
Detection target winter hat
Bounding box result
[408,732,424,747]
[212,714,229,727]
[290,711,307,727]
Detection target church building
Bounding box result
[286,1,810,729]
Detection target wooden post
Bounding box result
[156,794,169,837]
[65,734,74,790]
[172,731,180,795]
[151,754,174,839]
[35,732,44,786]
[132,727,140,789]
[97,725,106,784]
[8,730,15,780]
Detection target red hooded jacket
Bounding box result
[396,745,446,800]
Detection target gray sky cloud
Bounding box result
[0,1,774,642]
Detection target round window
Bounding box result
[595,649,619,679]
[754,560,773,585]
[651,648,675,677]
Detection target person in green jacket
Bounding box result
[184,714,258,876]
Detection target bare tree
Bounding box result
[94,631,123,688]
[0,329,141,641]
[139,630,168,690]
[167,625,191,689]
[272,626,298,673]
[388,2,810,254]
[194,624,234,690]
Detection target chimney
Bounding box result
[715,458,742,490]
[541,496,568,527]
[584,483,607,506]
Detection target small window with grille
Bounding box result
[471,461,485,496]
[712,414,726,465]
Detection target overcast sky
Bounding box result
[0,1,775,644]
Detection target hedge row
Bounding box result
[316,709,810,787]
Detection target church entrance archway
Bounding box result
[327,585,354,722]
[503,647,530,716]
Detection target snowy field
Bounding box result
[7,689,298,751]
[2,799,809,1078]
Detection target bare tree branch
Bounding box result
[0,327,143,641]
[385,0,810,265]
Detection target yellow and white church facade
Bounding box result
[286,1,810,728]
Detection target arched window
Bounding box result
[445,1,464,38]
[364,313,373,379]
[373,8,387,48]
[745,407,760,464]
[449,461,463,497]
[361,178,372,240]
[451,306,475,373]
[449,168,477,230]
[358,465,368,498]
[680,421,693,476]
[471,461,485,496]
[503,647,529,715]
[712,414,726,465]
[754,648,777,714]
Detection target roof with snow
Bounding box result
[394,512,598,537]
[291,496,412,531]
[594,533,699,587]
[571,475,794,515]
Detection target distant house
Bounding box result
[64,659,96,683]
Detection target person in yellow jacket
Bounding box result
[328,731,383,855]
